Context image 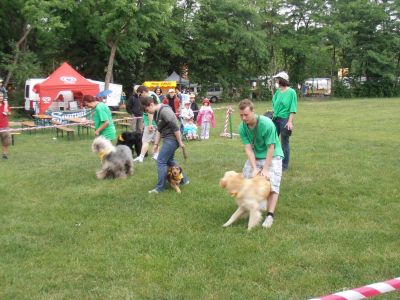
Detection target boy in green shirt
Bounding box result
[84,96,116,140]
[238,99,284,229]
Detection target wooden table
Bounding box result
[33,114,53,127]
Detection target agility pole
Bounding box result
[219,106,238,138]
[309,277,400,300]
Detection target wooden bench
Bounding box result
[10,132,21,146]
[55,126,75,139]
[21,121,37,134]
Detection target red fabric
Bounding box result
[0,103,11,128]
[33,62,99,114]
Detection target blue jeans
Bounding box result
[273,118,290,170]
[154,138,188,192]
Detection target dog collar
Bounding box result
[168,170,183,181]
[98,149,109,162]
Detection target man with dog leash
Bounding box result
[140,96,189,194]
[238,99,284,228]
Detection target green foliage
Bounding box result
[332,80,352,98]
[1,99,400,299]
[0,0,399,97]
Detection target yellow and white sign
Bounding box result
[143,81,177,90]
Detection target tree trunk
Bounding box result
[105,40,118,89]
[4,23,32,86]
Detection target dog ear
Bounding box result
[118,134,125,142]
[179,166,182,173]
[219,178,227,188]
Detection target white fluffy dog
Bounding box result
[219,171,271,231]
[91,136,134,179]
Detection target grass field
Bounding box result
[1,98,399,299]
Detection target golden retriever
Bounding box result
[219,171,271,231]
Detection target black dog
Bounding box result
[116,131,143,157]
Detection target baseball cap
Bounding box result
[273,71,289,83]
[168,88,175,93]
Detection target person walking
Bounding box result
[133,86,160,162]
[140,96,188,194]
[271,71,297,171]
[83,95,116,141]
[238,99,284,228]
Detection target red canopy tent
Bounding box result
[33,62,99,114]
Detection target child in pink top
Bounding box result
[197,98,215,139]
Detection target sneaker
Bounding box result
[181,180,190,186]
[262,215,274,229]
[2,154,7,159]
[148,189,159,194]
[152,153,158,160]
[133,156,143,163]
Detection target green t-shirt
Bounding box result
[143,91,161,126]
[94,102,116,140]
[239,115,284,159]
[272,87,297,119]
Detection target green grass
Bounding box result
[1,98,400,299]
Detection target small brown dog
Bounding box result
[220,171,271,230]
[167,165,184,193]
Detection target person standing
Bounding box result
[238,99,284,228]
[140,96,188,194]
[0,92,12,159]
[83,95,116,141]
[0,79,9,115]
[126,85,143,133]
[271,71,297,171]
[154,86,165,102]
[189,93,199,122]
[196,98,215,139]
[163,89,180,117]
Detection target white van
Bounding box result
[206,84,223,103]
[24,78,123,112]
[87,80,122,110]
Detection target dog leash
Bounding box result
[181,146,188,161]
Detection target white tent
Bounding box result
[164,71,189,85]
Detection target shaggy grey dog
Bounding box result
[91,136,134,179]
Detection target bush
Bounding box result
[332,80,352,98]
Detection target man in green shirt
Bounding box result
[238,99,284,229]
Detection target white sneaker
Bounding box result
[148,189,159,194]
[262,215,274,229]
[152,153,158,160]
[133,156,143,163]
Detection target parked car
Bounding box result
[206,84,223,102]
